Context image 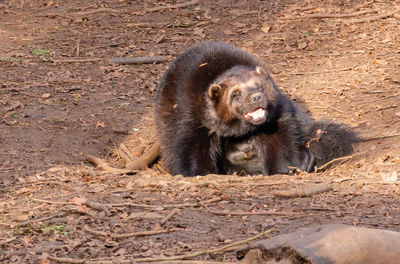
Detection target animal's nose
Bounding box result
[250,92,262,103]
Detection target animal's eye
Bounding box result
[231,90,241,101]
[256,83,264,91]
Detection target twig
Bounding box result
[75,39,80,57]
[47,256,237,264]
[32,198,74,205]
[73,8,119,16]
[84,201,159,209]
[119,143,135,162]
[115,147,133,164]
[357,133,400,142]
[85,155,136,174]
[278,67,353,76]
[47,256,85,264]
[145,0,199,13]
[4,101,23,112]
[286,9,378,19]
[343,9,400,24]
[31,197,222,210]
[126,142,160,170]
[273,183,333,198]
[110,56,170,65]
[208,210,297,216]
[160,208,179,225]
[89,42,126,50]
[306,9,377,19]
[18,213,64,226]
[316,152,364,172]
[134,228,273,262]
[0,237,17,246]
[163,196,222,209]
[84,225,182,239]
[52,58,104,63]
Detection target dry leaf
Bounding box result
[96,121,105,128]
[70,197,87,206]
[261,25,271,33]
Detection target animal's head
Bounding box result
[207,65,280,127]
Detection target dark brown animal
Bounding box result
[223,119,356,175]
[154,41,314,176]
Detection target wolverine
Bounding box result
[154,41,316,176]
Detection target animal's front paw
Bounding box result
[225,142,256,165]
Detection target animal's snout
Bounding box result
[250,92,262,103]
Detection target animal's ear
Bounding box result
[256,66,267,78]
[208,84,222,102]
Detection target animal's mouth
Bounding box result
[243,108,266,125]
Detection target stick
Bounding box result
[32,198,74,205]
[344,9,400,24]
[357,133,400,142]
[163,196,222,209]
[305,9,377,19]
[18,213,63,226]
[52,58,104,63]
[32,197,222,210]
[47,256,85,264]
[119,143,135,162]
[47,256,237,264]
[75,39,80,57]
[84,225,181,239]
[273,183,332,198]
[4,101,23,112]
[0,237,17,246]
[110,56,170,65]
[126,142,160,170]
[73,8,119,16]
[315,152,364,172]
[145,0,199,13]
[85,155,136,174]
[289,9,378,20]
[134,228,273,262]
[208,210,297,216]
[278,67,353,76]
[160,208,179,225]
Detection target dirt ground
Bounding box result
[1,0,400,263]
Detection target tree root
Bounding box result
[126,142,160,170]
[86,142,160,174]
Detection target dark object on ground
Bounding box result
[223,119,357,175]
[238,224,400,264]
[154,41,314,176]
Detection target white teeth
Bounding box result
[247,108,265,119]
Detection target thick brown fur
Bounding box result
[223,118,357,175]
[154,41,311,176]
[223,109,316,175]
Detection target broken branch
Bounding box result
[145,0,199,13]
[51,58,104,63]
[85,155,136,174]
[84,225,181,239]
[73,8,119,16]
[126,142,160,170]
[273,183,332,198]
[160,208,179,225]
[343,9,400,24]
[110,56,170,65]
[208,210,297,216]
